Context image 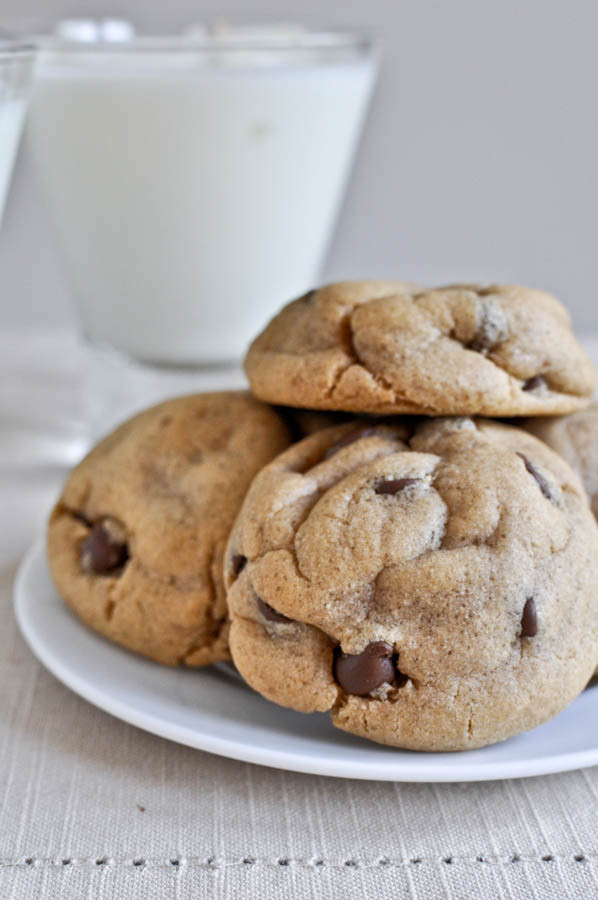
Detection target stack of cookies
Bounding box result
[47,282,598,752]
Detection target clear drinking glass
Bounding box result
[0,39,35,222]
[26,24,378,439]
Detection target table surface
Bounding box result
[3,328,598,900]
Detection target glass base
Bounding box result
[83,337,245,444]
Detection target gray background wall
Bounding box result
[1,0,597,330]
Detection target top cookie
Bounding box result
[47,392,292,666]
[244,281,594,416]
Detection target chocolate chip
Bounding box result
[324,426,378,460]
[256,596,291,623]
[231,554,247,577]
[299,289,316,303]
[334,641,397,696]
[516,452,552,501]
[375,478,418,495]
[520,597,538,637]
[522,375,546,392]
[80,519,128,574]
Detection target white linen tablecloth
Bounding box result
[2,328,598,900]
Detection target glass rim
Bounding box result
[34,28,375,57]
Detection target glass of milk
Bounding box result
[0,39,35,223]
[26,22,377,438]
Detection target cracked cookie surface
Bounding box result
[524,403,598,520]
[244,281,595,416]
[47,392,292,666]
[224,417,598,750]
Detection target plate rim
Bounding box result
[13,537,598,783]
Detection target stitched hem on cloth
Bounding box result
[0,854,593,870]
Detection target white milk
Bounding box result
[27,31,376,363]
[0,98,27,219]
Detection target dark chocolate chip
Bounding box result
[375,478,418,495]
[324,426,379,460]
[522,374,546,392]
[299,289,317,304]
[231,554,247,577]
[520,597,538,637]
[516,452,552,501]
[256,596,291,623]
[80,520,128,574]
[334,641,396,696]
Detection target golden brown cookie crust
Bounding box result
[47,392,292,666]
[244,282,595,416]
[225,418,598,751]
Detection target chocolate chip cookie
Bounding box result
[224,417,598,751]
[524,403,598,519]
[47,392,292,666]
[244,282,594,416]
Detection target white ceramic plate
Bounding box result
[14,538,598,782]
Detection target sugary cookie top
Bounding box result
[57,392,291,580]
[225,417,598,749]
[244,282,595,416]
